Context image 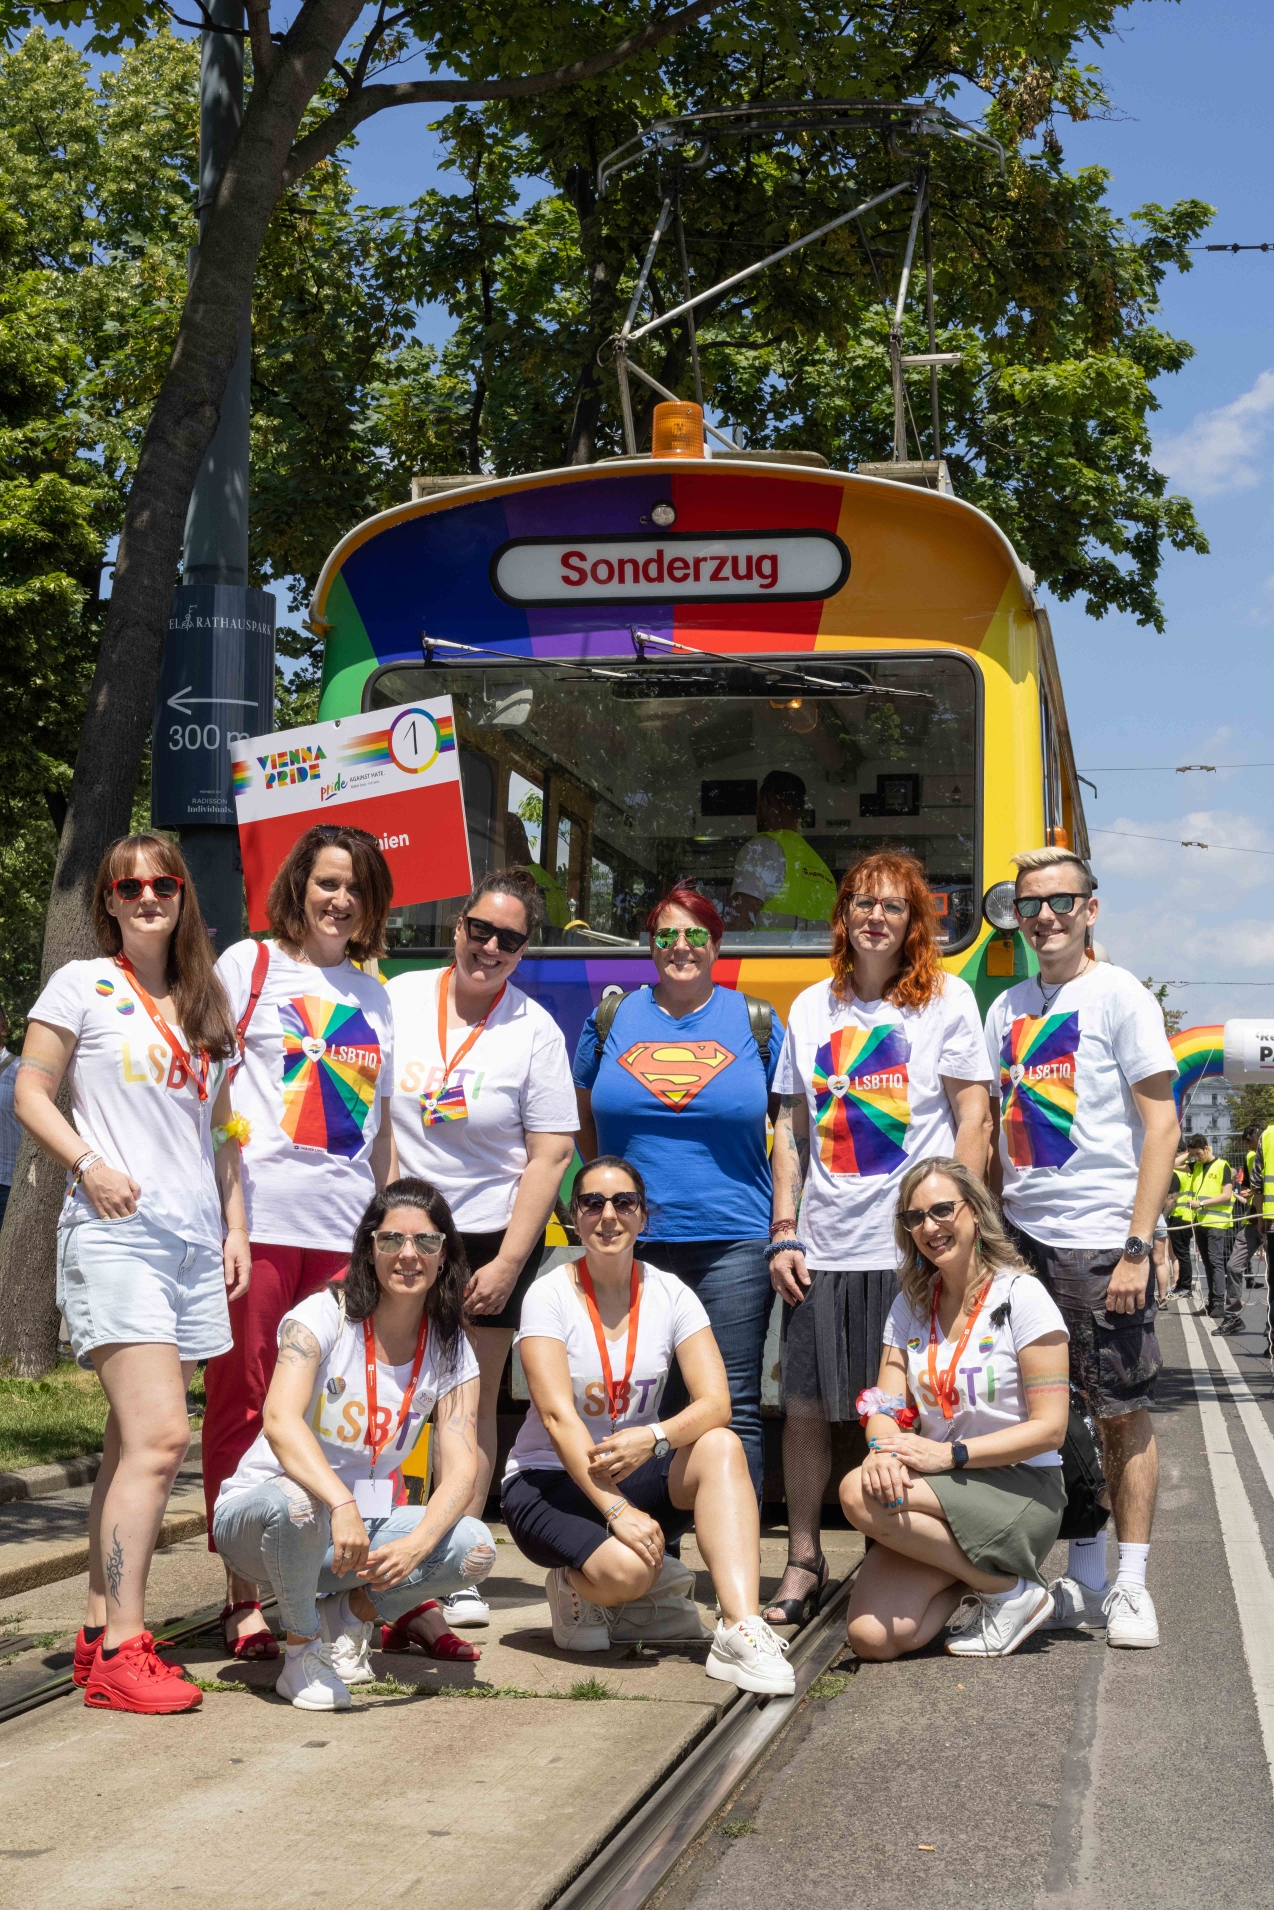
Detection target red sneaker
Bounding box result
[73,1628,103,1688]
[84,1632,202,1713]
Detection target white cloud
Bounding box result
[1155,369,1274,497]
[1089,808,1274,893]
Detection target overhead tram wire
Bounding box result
[1080,762,1274,772]
[1089,827,1274,857]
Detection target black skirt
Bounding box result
[780,1265,901,1422]
[459,1229,547,1332]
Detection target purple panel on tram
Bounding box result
[514,957,658,1059]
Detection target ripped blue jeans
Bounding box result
[212,1480,496,1638]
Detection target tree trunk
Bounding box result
[0,0,364,1371]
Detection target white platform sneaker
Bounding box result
[275,1639,352,1710]
[706,1616,795,1695]
[442,1586,491,1627]
[946,1580,1054,1657]
[1104,1583,1160,1648]
[317,1593,375,1685]
[1041,1575,1109,1633]
[546,1567,610,1652]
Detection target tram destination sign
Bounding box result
[490,529,850,607]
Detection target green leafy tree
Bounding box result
[1228,1086,1274,1139]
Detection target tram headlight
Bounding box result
[982,881,1018,933]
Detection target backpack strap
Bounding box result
[235,941,271,1058]
[742,993,773,1069]
[593,989,631,1061]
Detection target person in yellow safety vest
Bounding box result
[1224,1124,1268,1327]
[1166,1150,1195,1297]
[725,770,837,936]
[1181,1133,1234,1323]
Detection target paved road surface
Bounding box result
[665,1292,1274,1910]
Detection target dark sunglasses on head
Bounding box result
[897,1197,967,1231]
[462,913,529,954]
[1014,892,1086,920]
[110,875,183,901]
[575,1190,644,1217]
[373,1229,445,1255]
[654,926,712,949]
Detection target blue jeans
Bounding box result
[643,1237,771,1498]
[212,1482,495,1638]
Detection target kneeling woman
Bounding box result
[213,1179,496,1709]
[503,1156,793,1695]
[842,1160,1069,1661]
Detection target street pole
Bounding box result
[152,0,275,952]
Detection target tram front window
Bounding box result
[367,654,979,953]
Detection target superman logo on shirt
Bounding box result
[616,1041,736,1110]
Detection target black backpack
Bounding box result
[591,988,773,1066]
[989,1280,1109,1539]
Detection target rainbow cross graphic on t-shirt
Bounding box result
[279,996,382,1158]
[999,1012,1079,1168]
[812,1024,911,1176]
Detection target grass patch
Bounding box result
[719,1820,756,1840]
[0,1362,203,1471]
[564,1676,619,1701]
[807,1673,850,1702]
[191,1676,252,1694]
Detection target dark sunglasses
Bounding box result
[1014,892,1086,920]
[110,875,184,901]
[373,1229,445,1255]
[897,1198,968,1231]
[575,1191,644,1217]
[462,913,529,954]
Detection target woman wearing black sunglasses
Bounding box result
[385,869,577,1630]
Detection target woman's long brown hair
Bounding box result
[829,849,945,1012]
[91,835,237,1060]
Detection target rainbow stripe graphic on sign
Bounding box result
[1000,1012,1079,1168]
[1169,1024,1225,1116]
[341,710,457,776]
[342,729,393,768]
[232,760,253,796]
[812,1024,911,1176]
[279,996,382,1158]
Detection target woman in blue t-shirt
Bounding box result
[573,885,781,1496]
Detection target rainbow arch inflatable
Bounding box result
[1170,1024,1225,1117]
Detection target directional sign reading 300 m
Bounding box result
[152,585,276,827]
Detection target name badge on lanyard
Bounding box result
[359,1311,430,1524]
[353,1477,393,1519]
[420,965,505,1129]
[420,1080,470,1126]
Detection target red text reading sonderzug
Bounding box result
[560,549,779,591]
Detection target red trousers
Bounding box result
[201,1242,348,1545]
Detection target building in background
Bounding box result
[1185,1079,1241,1148]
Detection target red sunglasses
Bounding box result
[109,875,184,901]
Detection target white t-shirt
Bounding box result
[503,1261,711,1480]
[882,1269,1068,1467]
[984,962,1178,1248]
[30,958,227,1247]
[732,836,787,903]
[386,968,578,1231]
[773,976,991,1271]
[216,940,394,1252]
[214,1288,479,1508]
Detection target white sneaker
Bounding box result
[1040,1575,1109,1633]
[316,1594,375,1685]
[705,1616,795,1695]
[946,1580,1054,1657]
[1104,1582,1160,1648]
[275,1640,352,1710]
[442,1586,491,1628]
[545,1567,610,1652]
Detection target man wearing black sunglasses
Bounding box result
[983,845,1180,1651]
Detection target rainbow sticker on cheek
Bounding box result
[95,979,114,997]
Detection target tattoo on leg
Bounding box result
[105,1525,124,1604]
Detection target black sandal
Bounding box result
[763,1554,829,1627]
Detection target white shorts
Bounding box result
[56,1214,232,1369]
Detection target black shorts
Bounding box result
[501,1452,693,1572]
[460,1229,546,1332]
[1011,1228,1162,1421]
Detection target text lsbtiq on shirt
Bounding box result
[983,962,1178,1248]
[773,975,991,1271]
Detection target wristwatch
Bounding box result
[1123,1236,1150,1262]
[650,1422,672,1459]
[951,1441,969,1470]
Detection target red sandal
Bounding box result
[219,1600,280,1661]
[380,1599,481,1661]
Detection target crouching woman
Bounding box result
[212,1178,495,1709]
[842,1160,1070,1661]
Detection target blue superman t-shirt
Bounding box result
[572,986,782,1242]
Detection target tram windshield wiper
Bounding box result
[420,634,639,683]
[628,628,931,698]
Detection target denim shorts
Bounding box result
[57,1213,232,1369]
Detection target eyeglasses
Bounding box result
[373,1229,445,1255]
[848,895,909,920]
[653,926,712,949]
[1014,892,1087,920]
[575,1191,644,1217]
[897,1198,968,1231]
[110,876,184,901]
[462,913,529,954]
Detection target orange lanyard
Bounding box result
[928,1277,992,1422]
[362,1313,430,1476]
[115,956,209,1102]
[436,964,506,1090]
[577,1260,642,1429]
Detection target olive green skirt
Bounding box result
[929,1465,1066,1586]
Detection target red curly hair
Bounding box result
[829,850,944,1011]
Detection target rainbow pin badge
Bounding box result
[95,978,114,997]
[978,1335,994,1356]
[116,1000,136,1016]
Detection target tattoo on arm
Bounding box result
[105,1524,124,1603]
[1023,1376,1071,1394]
[17,1058,57,1080]
[275,1319,321,1366]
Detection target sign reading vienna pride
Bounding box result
[152,585,277,826]
[230,696,472,931]
[490,529,850,607]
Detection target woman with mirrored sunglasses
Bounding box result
[385,868,578,1628]
[573,884,784,1500]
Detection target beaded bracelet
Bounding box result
[766,1237,808,1261]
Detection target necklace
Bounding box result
[1038,955,1091,1012]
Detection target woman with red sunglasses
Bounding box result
[15,834,248,1713]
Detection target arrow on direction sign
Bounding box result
[167,688,259,717]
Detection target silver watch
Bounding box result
[1123,1235,1150,1262]
[650,1422,671,1459]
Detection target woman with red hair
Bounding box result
[573,883,782,1498]
[763,850,992,1628]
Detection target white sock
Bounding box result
[1068,1534,1108,1592]
[990,1575,1026,1602]
[285,1637,312,1658]
[1116,1541,1149,1591]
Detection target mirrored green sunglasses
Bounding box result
[654,926,712,949]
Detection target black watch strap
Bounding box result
[951,1440,970,1470]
